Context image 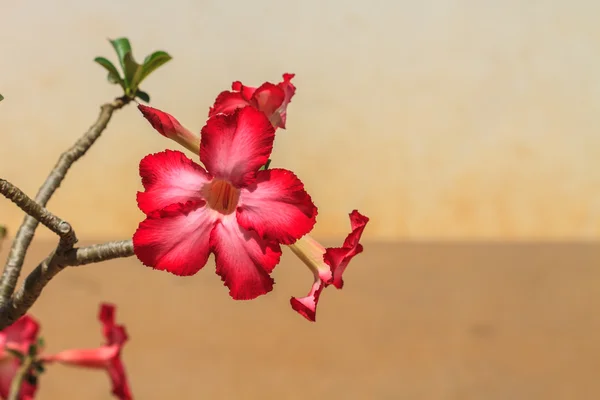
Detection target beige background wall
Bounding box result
[1,0,599,241]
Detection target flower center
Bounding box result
[206,179,240,215]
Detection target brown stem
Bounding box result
[64,240,133,266]
[0,226,6,251]
[0,96,130,305]
[0,240,134,330]
[0,179,77,248]
[7,352,34,400]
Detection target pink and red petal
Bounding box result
[138,104,182,138]
[0,315,40,355]
[231,81,258,100]
[237,168,317,244]
[210,217,281,300]
[100,304,132,400]
[200,107,274,186]
[42,303,132,400]
[99,304,128,346]
[208,91,251,117]
[270,73,296,129]
[209,74,296,130]
[252,83,285,118]
[324,210,369,289]
[0,359,15,400]
[0,315,40,399]
[10,316,39,345]
[133,201,217,276]
[290,279,324,322]
[137,105,200,154]
[137,150,211,215]
[108,357,132,400]
[42,346,131,400]
[41,345,119,368]
[288,211,368,321]
[0,358,36,400]
[18,380,36,400]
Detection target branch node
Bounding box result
[58,221,71,234]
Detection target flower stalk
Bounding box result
[7,352,34,400]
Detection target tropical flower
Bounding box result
[133,106,317,300]
[0,316,40,400]
[289,210,369,321]
[137,104,200,154]
[42,304,132,400]
[136,77,368,321]
[209,73,296,129]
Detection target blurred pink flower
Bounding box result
[42,304,132,400]
[0,315,40,400]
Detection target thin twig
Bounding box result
[64,240,133,266]
[0,226,6,251]
[0,96,129,305]
[0,240,133,330]
[0,179,77,248]
[7,352,34,400]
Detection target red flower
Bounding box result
[0,316,40,400]
[133,106,317,300]
[137,104,200,154]
[209,73,296,129]
[289,210,369,321]
[42,304,132,400]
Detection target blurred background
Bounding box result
[1,0,600,399]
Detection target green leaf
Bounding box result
[0,225,6,238]
[34,362,45,374]
[26,374,38,386]
[109,37,132,75]
[6,349,23,361]
[135,90,150,103]
[36,337,45,349]
[93,57,124,88]
[259,159,272,171]
[106,38,171,97]
[0,94,3,102]
[109,37,142,93]
[28,343,37,357]
[139,51,172,83]
[122,52,143,95]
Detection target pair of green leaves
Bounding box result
[95,37,172,102]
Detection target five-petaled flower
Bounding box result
[0,316,40,400]
[42,304,133,400]
[136,74,369,321]
[289,210,369,321]
[133,106,317,300]
[209,73,296,129]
